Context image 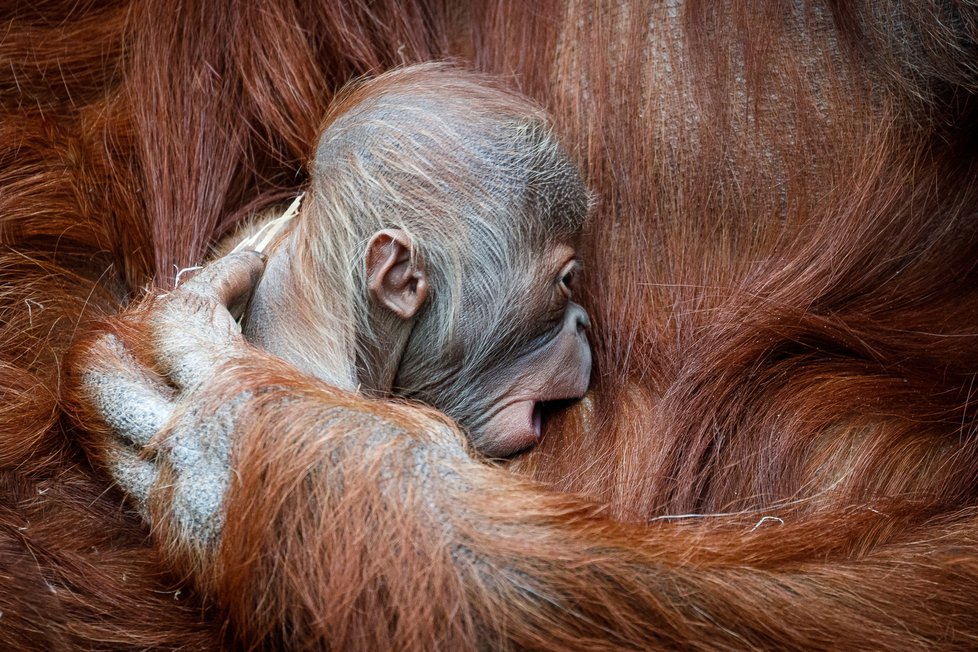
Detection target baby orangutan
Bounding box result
[237,64,592,457]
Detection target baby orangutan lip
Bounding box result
[483,399,543,457]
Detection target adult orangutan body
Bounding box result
[3,1,978,649]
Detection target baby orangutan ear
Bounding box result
[366,229,429,319]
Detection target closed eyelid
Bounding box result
[560,259,582,282]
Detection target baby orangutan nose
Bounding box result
[569,302,591,335]
[557,302,592,400]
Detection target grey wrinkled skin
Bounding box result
[89,380,239,547]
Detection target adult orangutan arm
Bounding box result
[71,254,978,651]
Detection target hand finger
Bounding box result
[177,250,266,319]
[150,305,239,391]
[152,252,265,389]
[107,445,158,514]
[82,334,175,447]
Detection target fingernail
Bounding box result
[245,250,268,263]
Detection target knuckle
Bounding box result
[82,333,127,373]
[87,332,121,358]
[152,294,215,334]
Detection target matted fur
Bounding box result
[3,0,978,648]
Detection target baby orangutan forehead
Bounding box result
[314,105,589,251]
[525,142,590,242]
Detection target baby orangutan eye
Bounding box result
[558,259,580,298]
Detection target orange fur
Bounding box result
[3,0,978,648]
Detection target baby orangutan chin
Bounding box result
[239,64,592,457]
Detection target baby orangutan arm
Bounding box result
[71,253,978,651]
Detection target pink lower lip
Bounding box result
[482,400,545,457]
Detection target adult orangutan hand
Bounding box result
[77,251,266,547]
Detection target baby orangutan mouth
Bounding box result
[481,396,588,457]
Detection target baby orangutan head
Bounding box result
[244,64,591,457]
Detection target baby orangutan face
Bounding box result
[456,244,591,457]
[366,232,591,457]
